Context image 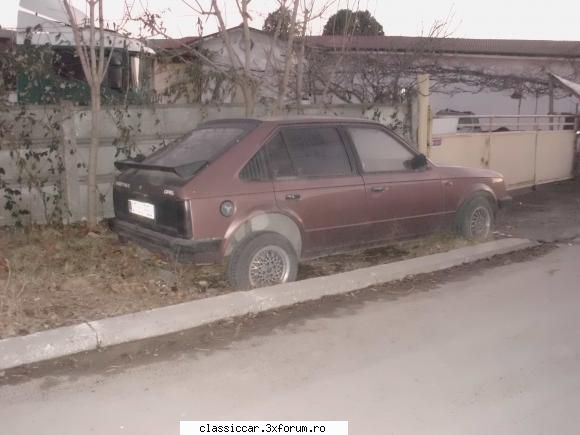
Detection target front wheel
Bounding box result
[226,233,299,290]
[457,196,495,241]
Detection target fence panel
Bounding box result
[489,132,537,188]
[535,131,576,185]
[430,115,578,190]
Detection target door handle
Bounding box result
[370,186,387,193]
[285,193,301,200]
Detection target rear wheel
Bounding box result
[226,233,298,290]
[457,196,495,241]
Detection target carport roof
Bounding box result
[551,73,580,99]
[305,35,580,59]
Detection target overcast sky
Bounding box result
[3,0,580,41]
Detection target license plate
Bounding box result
[128,199,155,220]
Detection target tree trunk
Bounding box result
[295,31,307,112]
[87,84,101,228]
[242,80,256,117]
[276,0,301,112]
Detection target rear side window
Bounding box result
[347,127,414,172]
[239,149,269,181]
[239,133,295,181]
[147,127,246,167]
[281,127,352,177]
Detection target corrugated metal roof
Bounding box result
[147,27,580,59]
[147,25,267,51]
[147,36,201,50]
[305,35,580,58]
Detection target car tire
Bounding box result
[226,232,299,290]
[456,195,495,241]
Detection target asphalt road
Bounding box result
[497,179,580,242]
[1,244,580,435]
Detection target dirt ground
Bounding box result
[0,224,469,340]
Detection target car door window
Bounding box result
[348,127,414,173]
[282,127,353,177]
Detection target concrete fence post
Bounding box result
[59,103,82,223]
[575,117,580,177]
[417,74,431,156]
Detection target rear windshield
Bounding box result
[146,126,247,167]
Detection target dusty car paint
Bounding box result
[112,117,511,265]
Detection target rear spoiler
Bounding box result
[114,160,208,178]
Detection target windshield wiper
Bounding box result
[114,160,208,178]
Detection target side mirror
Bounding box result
[409,153,429,170]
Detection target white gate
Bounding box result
[429,115,578,190]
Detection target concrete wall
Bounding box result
[0,102,405,226]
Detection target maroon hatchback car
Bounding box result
[112,117,511,289]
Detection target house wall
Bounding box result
[198,29,290,105]
[154,29,580,116]
[153,62,203,104]
[153,29,304,107]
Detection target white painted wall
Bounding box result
[198,28,290,104]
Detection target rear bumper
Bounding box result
[111,219,222,264]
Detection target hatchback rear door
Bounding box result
[267,125,368,257]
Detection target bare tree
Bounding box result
[261,0,336,111]
[309,14,454,106]
[316,0,361,107]
[263,0,289,82]
[275,0,300,111]
[62,0,122,228]
[294,0,336,109]
[169,0,260,115]
[136,0,335,113]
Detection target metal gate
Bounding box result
[429,115,579,190]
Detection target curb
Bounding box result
[0,238,537,371]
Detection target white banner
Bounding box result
[180,421,348,434]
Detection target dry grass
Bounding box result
[0,224,228,338]
[299,233,471,279]
[0,224,470,339]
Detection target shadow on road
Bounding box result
[498,179,580,242]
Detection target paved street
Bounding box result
[1,243,580,434]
